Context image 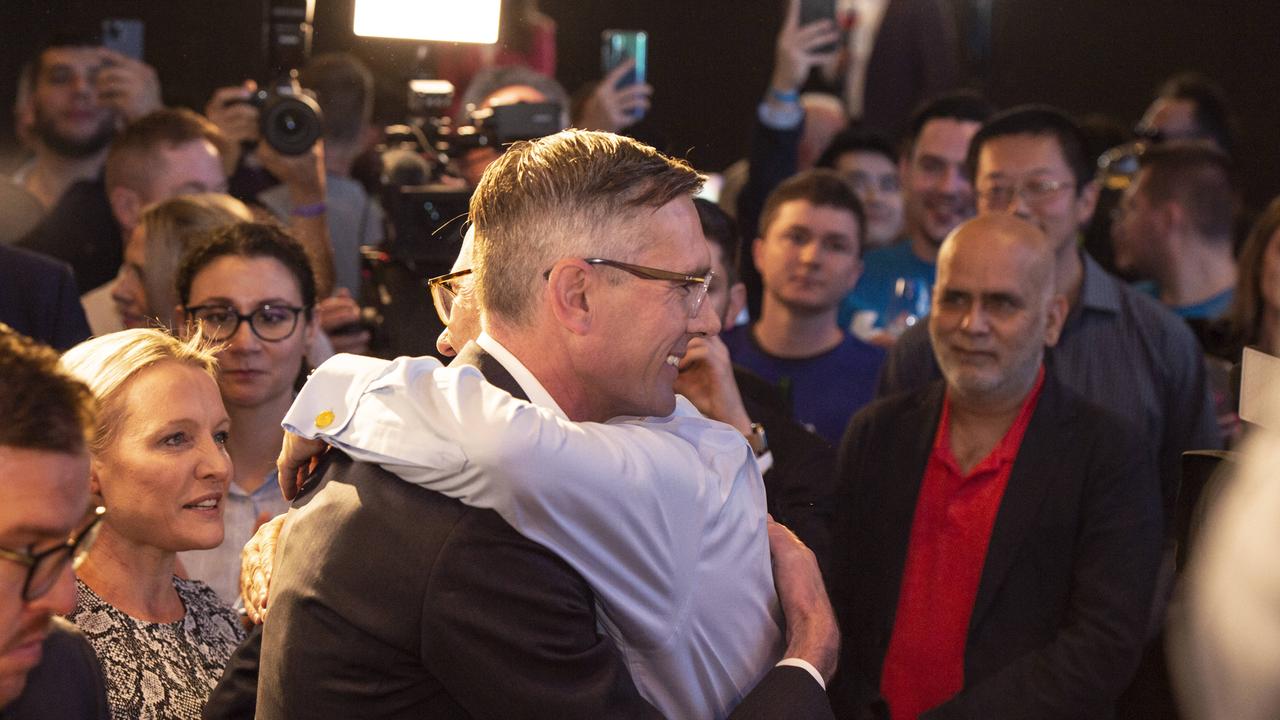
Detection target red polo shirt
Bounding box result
[880,367,1046,720]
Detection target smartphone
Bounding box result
[798,0,837,53]
[601,30,647,90]
[102,18,145,60]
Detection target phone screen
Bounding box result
[102,18,145,60]
[798,0,837,53]
[601,30,647,89]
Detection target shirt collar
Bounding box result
[476,332,567,418]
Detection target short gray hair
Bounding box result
[470,130,703,326]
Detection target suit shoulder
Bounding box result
[0,243,75,280]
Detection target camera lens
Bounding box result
[261,93,323,156]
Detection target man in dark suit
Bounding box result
[0,245,90,352]
[829,215,1162,718]
[250,130,839,719]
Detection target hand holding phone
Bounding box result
[602,30,647,86]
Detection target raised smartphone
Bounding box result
[102,18,145,60]
[601,29,647,90]
[798,0,837,53]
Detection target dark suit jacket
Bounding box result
[0,244,91,351]
[736,366,837,572]
[860,0,961,139]
[829,373,1162,720]
[221,345,833,720]
[17,179,121,295]
[1,618,109,720]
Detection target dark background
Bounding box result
[2,0,1278,208]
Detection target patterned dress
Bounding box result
[69,577,245,720]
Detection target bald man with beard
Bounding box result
[830,215,1162,719]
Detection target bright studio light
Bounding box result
[353,0,501,44]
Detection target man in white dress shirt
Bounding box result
[256,130,838,720]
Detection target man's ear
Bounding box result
[1074,178,1101,228]
[725,281,748,330]
[1044,292,1069,347]
[108,185,143,234]
[546,259,594,336]
[751,236,766,274]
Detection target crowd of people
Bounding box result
[1,1,1276,718]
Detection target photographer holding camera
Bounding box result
[205,55,375,354]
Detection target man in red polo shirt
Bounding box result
[829,214,1163,719]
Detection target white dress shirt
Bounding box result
[283,334,789,720]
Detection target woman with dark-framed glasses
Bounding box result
[59,328,245,719]
[172,223,317,606]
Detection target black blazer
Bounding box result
[829,373,1162,720]
[0,244,90,351]
[212,345,834,720]
[2,618,109,720]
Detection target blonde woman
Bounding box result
[110,193,253,330]
[60,329,244,720]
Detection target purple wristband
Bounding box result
[292,201,327,218]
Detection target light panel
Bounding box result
[353,0,501,44]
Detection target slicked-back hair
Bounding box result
[902,91,994,157]
[104,108,228,193]
[817,128,898,169]
[966,105,1093,193]
[469,129,704,326]
[0,324,95,455]
[175,222,317,315]
[1137,140,1236,241]
[1157,72,1237,155]
[60,329,219,457]
[694,198,742,288]
[757,169,866,255]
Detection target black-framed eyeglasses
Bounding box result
[426,268,473,326]
[0,506,105,602]
[184,304,307,342]
[976,177,1075,211]
[579,258,715,319]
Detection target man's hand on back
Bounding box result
[769,516,839,683]
[241,512,288,624]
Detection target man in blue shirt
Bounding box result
[1111,140,1238,323]
[723,169,884,444]
[839,93,992,335]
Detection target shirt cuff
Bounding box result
[775,657,825,689]
[757,101,804,131]
[755,449,774,475]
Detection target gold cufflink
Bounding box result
[315,410,335,429]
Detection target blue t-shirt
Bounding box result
[838,239,935,331]
[1171,287,1234,320]
[722,325,885,444]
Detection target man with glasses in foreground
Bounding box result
[0,323,109,719]
[253,130,837,719]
